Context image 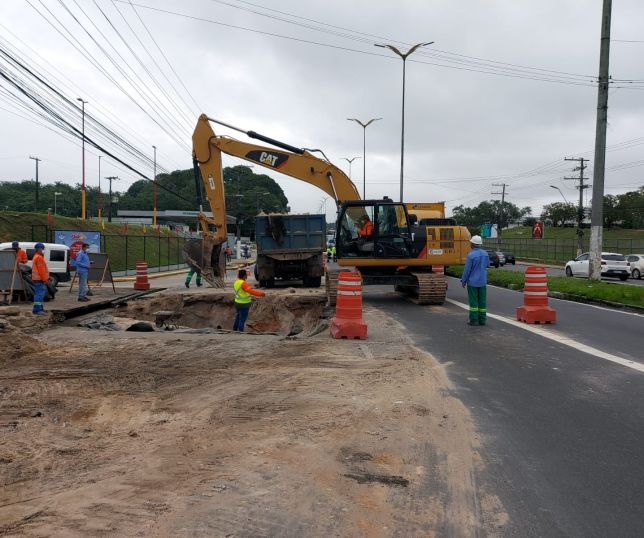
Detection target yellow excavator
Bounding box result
[185,114,471,304]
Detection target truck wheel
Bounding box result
[266,278,275,288]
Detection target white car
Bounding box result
[626,254,644,280]
[565,252,630,281]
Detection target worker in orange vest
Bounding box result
[357,215,373,238]
[31,243,49,315]
[11,241,28,264]
[233,268,265,332]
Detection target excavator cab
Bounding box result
[336,199,415,260]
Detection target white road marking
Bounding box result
[446,276,643,318]
[445,298,644,374]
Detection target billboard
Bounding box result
[55,230,101,260]
[531,222,544,240]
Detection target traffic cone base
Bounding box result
[516,305,556,324]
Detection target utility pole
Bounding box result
[77,98,88,220]
[564,157,590,256]
[492,183,509,238]
[106,176,119,222]
[341,156,361,181]
[152,145,157,226]
[589,0,612,281]
[29,156,41,212]
[98,155,102,222]
[348,118,381,199]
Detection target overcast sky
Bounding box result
[1,0,643,222]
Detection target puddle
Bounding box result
[115,291,328,336]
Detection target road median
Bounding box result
[446,265,644,310]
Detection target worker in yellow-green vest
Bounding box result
[233,268,265,332]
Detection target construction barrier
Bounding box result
[134,261,151,290]
[516,266,556,324]
[330,270,367,340]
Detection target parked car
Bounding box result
[496,252,506,266]
[0,241,71,286]
[565,252,630,281]
[626,254,644,279]
[502,251,516,265]
[484,249,500,268]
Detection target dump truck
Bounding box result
[254,213,326,288]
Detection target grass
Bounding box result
[501,226,644,240]
[447,265,644,309]
[0,212,187,273]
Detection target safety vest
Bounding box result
[32,252,49,282]
[233,278,252,304]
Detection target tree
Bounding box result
[451,200,526,228]
[541,202,577,227]
[615,187,644,229]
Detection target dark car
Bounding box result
[502,251,516,265]
[484,249,500,268]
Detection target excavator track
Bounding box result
[325,269,340,307]
[408,272,447,305]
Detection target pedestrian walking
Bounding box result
[31,243,49,315]
[185,266,202,288]
[233,268,265,332]
[75,243,91,302]
[460,235,488,326]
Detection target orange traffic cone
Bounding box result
[516,266,556,324]
[134,261,150,290]
[330,270,367,339]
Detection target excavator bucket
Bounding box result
[182,237,226,288]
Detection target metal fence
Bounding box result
[31,225,190,274]
[483,237,644,264]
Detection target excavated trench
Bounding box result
[115,290,329,336]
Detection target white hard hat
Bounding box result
[470,235,483,246]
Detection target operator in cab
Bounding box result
[357,215,373,238]
[233,268,265,332]
[11,241,28,264]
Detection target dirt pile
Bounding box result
[0,316,47,360]
[116,289,328,335]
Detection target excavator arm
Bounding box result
[186,114,360,286]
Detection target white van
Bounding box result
[0,241,71,286]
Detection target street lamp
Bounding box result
[54,192,62,216]
[375,41,433,202]
[341,156,361,181]
[77,97,88,219]
[347,118,381,198]
[550,185,570,204]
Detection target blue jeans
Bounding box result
[32,281,45,313]
[233,302,250,332]
[78,272,88,298]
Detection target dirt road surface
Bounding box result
[1,289,506,536]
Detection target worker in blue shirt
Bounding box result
[460,235,488,326]
[75,243,91,302]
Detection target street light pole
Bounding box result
[375,42,433,202]
[347,118,381,198]
[550,185,570,205]
[106,176,119,222]
[54,192,62,215]
[152,145,157,226]
[29,156,41,212]
[341,157,361,181]
[77,98,88,219]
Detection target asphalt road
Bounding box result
[500,262,644,287]
[365,280,644,537]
